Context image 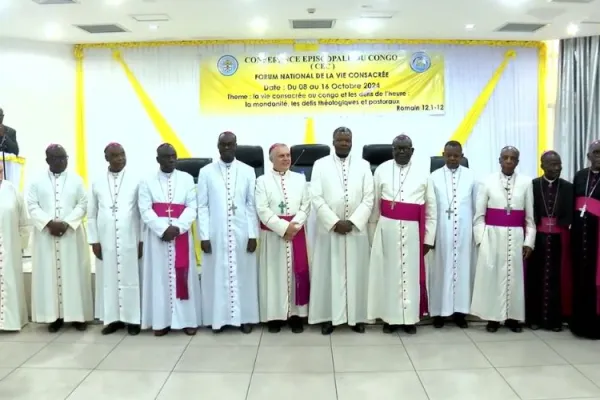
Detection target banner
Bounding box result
[199,51,445,115]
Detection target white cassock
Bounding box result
[88,169,143,325]
[197,159,259,329]
[309,155,374,326]
[367,160,436,325]
[27,171,93,323]
[255,169,311,321]
[471,172,536,322]
[139,170,202,330]
[428,166,477,317]
[0,180,30,331]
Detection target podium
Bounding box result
[3,154,25,190]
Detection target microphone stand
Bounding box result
[0,135,6,180]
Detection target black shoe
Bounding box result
[212,327,224,334]
[351,323,365,333]
[289,317,304,334]
[183,327,197,336]
[486,321,500,333]
[453,314,468,329]
[505,319,523,333]
[551,326,563,332]
[403,325,417,335]
[127,324,141,335]
[267,321,281,333]
[48,318,64,333]
[528,323,540,331]
[433,316,445,328]
[382,323,398,334]
[101,321,125,335]
[154,327,170,336]
[240,324,253,334]
[321,322,334,335]
[72,322,87,332]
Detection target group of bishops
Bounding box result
[1,130,600,341]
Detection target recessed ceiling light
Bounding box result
[106,0,125,5]
[465,24,475,30]
[567,23,579,35]
[249,17,268,33]
[149,24,159,30]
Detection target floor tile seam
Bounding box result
[154,332,195,400]
[398,331,431,400]
[245,327,264,400]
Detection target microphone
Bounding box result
[291,149,305,168]
[0,134,6,180]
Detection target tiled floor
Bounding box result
[1,322,600,400]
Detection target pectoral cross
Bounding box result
[445,207,453,220]
[110,205,118,216]
[580,204,587,218]
[504,205,512,215]
[545,218,555,232]
[278,201,286,214]
[229,203,237,215]
[165,206,173,219]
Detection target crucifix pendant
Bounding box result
[580,204,587,218]
[445,207,453,220]
[165,206,173,219]
[230,203,237,215]
[391,201,395,210]
[545,219,555,232]
[278,201,286,214]
[111,205,118,216]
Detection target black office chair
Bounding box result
[290,144,330,181]
[175,158,213,183]
[430,156,469,173]
[363,144,393,174]
[236,145,264,177]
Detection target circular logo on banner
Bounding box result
[410,52,431,73]
[217,55,239,76]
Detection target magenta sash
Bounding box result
[536,217,572,317]
[575,196,600,314]
[260,216,310,306]
[380,199,428,317]
[484,208,526,228]
[152,203,189,300]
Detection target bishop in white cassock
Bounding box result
[309,127,374,335]
[198,131,260,334]
[88,143,143,336]
[0,166,30,332]
[256,143,311,333]
[27,144,92,333]
[367,135,436,335]
[471,146,535,333]
[139,144,202,336]
[428,141,476,329]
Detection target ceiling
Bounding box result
[0,0,598,44]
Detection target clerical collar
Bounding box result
[272,168,287,176]
[334,154,350,163]
[543,176,556,184]
[445,165,459,173]
[501,172,514,179]
[219,158,235,167]
[159,170,173,178]
[395,161,410,169]
[49,171,63,178]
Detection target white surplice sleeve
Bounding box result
[135,182,145,242]
[524,180,536,249]
[255,176,289,237]
[291,174,311,227]
[424,175,437,246]
[196,168,210,241]
[245,169,258,240]
[348,161,374,232]
[138,178,169,237]
[26,180,53,232]
[172,175,197,234]
[63,178,87,231]
[16,189,30,250]
[311,159,341,231]
[368,165,383,245]
[473,180,489,246]
[87,182,99,244]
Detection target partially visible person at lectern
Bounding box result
[0,108,19,156]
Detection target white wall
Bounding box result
[0,38,75,186]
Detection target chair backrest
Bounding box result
[236,145,265,177]
[175,157,213,183]
[290,144,330,181]
[430,156,469,173]
[362,144,393,174]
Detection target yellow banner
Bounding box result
[199,51,445,115]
